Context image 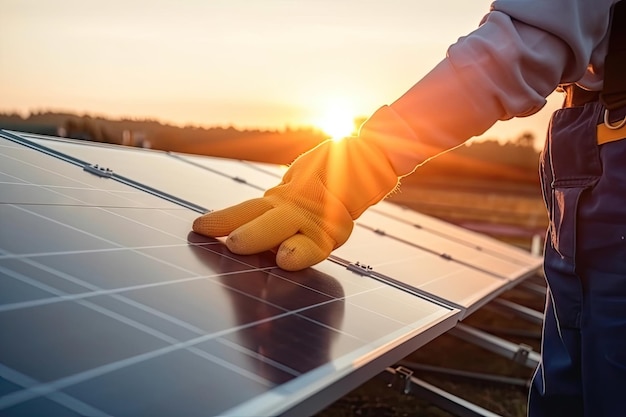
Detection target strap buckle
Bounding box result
[603,109,626,130]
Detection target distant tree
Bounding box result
[513,131,535,147]
[64,117,119,144]
[455,134,539,173]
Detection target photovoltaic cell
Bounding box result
[1,130,467,416]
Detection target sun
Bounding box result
[315,99,358,141]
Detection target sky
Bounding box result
[1,0,562,145]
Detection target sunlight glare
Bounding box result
[316,99,357,142]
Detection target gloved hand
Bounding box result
[192,105,422,271]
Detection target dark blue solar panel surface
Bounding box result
[0,131,464,416]
[16,133,542,313]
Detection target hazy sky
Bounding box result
[1,0,562,143]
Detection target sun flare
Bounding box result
[315,99,358,142]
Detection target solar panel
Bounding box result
[331,224,509,317]
[170,152,287,191]
[17,132,265,210]
[371,201,540,267]
[1,130,475,416]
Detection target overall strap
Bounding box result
[600,0,626,110]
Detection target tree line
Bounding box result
[0,111,540,183]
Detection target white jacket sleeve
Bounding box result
[360,0,617,175]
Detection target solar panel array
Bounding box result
[0,130,541,416]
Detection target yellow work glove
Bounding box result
[192,105,421,271]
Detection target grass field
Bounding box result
[315,179,548,417]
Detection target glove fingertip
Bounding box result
[192,198,276,238]
[192,213,229,237]
[276,238,328,271]
[224,230,251,254]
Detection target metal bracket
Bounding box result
[387,365,414,394]
[346,261,374,276]
[83,164,113,178]
[513,344,534,365]
[382,367,504,417]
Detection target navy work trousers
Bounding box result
[528,101,626,417]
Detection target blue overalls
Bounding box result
[528,100,626,416]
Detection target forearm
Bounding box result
[362,0,615,174]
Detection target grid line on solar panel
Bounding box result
[0,244,201,262]
[9,132,284,194]
[14,131,266,211]
[254,261,457,320]
[0,257,272,314]
[1,130,88,169]
[356,209,537,281]
[3,204,183,252]
[0,136,27,149]
[387,267,503,312]
[0,146,186,210]
[1,339,252,410]
[2,131,211,213]
[1,243,292,329]
[168,152,265,190]
[215,337,302,377]
[371,202,541,266]
[0,364,110,417]
[329,226,514,317]
[327,256,461,308]
[169,152,284,191]
[357,222,509,279]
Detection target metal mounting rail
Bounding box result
[383,366,503,417]
[448,323,540,369]
[488,298,544,325]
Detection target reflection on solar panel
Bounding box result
[0,130,541,416]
